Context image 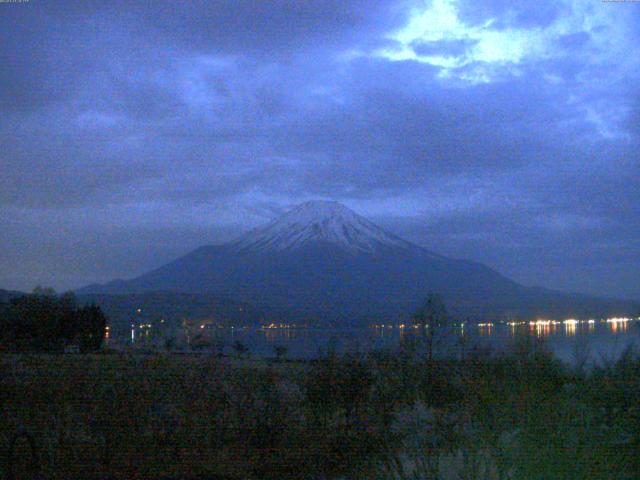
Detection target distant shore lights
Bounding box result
[607,317,630,333]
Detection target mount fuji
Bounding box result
[80,201,636,325]
[231,201,421,255]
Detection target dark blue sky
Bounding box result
[1,0,638,300]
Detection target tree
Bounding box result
[59,292,80,344]
[0,290,107,353]
[233,340,249,359]
[32,285,57,297]
[164,336,176,352]
[412,293,449,363]
[77,304,107,353]
[212,333,226,358]
[274,345,288,362]
[6,290,63,351]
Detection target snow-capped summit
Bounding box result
[231,200,419,254]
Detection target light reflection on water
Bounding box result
[243,319,640,365]
[113,318,640,366]
[502,318,632,339]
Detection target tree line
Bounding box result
[0,287,107,353]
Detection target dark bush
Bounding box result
[0,289,107,353]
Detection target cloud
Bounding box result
[411,38,478,56]
[456,0,565,29]
[0,0,638,299]
[375,0,639,86]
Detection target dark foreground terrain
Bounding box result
[1,338,638,479]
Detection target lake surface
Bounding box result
[165,317,640,365]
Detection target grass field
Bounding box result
[1,339,639,479]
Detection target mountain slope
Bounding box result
[77,291,289,330]
[81,201,637,324]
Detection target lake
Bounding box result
[136,317,640,365]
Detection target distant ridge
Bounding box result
[0,288,25,303]
[80,201,639,325]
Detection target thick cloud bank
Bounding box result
[1,0,638,299]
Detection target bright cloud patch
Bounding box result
[377,0,632,84]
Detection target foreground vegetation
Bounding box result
[0,288,106,353]
[1,335,639,479]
